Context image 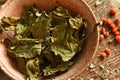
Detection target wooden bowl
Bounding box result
[0,0,99,80]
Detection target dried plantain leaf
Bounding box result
[0,6,86,78]
[51,17,83,61]
[26,58,40,80]
[30,11,51,39]
[8,43,42,58]
[43,61,74,76]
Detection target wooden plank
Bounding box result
[76,0,120,79]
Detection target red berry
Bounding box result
[115,18,120,24]
[101,28,106,34]
[104,32,110,37]
[106,19,113,25]
[115,31,120,36]
[115,35,120,43]
[104,48,110,55]
[112,28,117,33]
[99,35,104,40]
[109,7,117,15]
[110,23,116,29]
[100,52,107,58]
[102,18,107,24]
[118,24,120,30]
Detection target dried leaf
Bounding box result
[8,43,42,58]
[30,11,51,39]
[51,17,83,61]
[0,6,86,78]
[26,58,40,80]
[43,61,73,76]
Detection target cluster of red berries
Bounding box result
[99,7,120,58]
[99,7,120,43]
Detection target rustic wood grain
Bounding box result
[76,0,120,80]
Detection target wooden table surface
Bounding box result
[78,0,120,80]
[0,0,120,80]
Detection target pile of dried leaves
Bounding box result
[0,6,86,80]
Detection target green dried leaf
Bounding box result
[49,7,70,19]
[1,6,86,78]
[51,17,83,61]
[49,7,70,26]
[8,43,42,58]
[26,58,40,80]
[15,23,27,35]
[42,47,62,66]
[24,5,40,17]
[15,10,36,38]
[69,17,83,29]
[16,10,51,39]
[43,61,73,76]
[30,11,51,39]
[0,17,20,32]
[20,10,36,26]
[1,16,20,26]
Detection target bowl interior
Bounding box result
[0,0,99,80]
